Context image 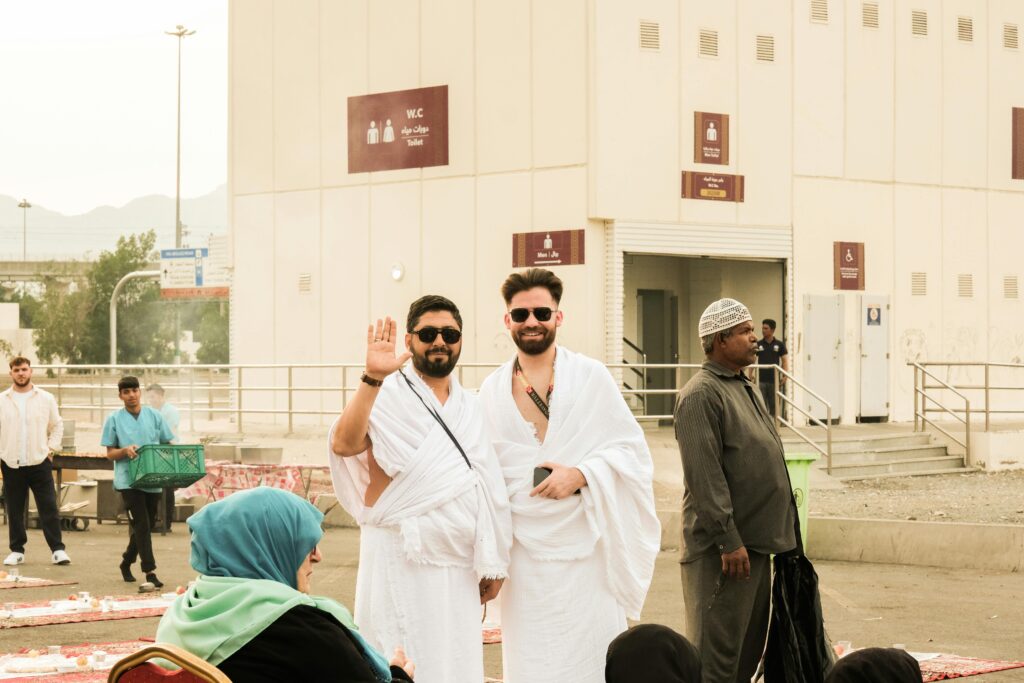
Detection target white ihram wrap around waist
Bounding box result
[478,346,661,620]
[328,369,512,579]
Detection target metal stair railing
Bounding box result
[911,362,975,466]
[764,365,834,475]
[621,337,648,414]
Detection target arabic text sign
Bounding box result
[512,230,585,267]
[348,85,449,173]
[160,248,229,300]
[681,171,745,202]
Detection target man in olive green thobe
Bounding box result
[675,298,797,683]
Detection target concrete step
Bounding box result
[827,455,968,479]
[817,445,950,466]
[830,466,979,482]
[782,432,932,454]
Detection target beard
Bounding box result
[511,325,556,355]
[412,345,460,378]
[12,376,30,387]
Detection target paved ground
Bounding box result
[48,420,1024,678]
[0,524,1022,680]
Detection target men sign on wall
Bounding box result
[348,85,449,173]
[694,112,729,165]
[512,230,585,267]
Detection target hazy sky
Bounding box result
[0,1,227,215]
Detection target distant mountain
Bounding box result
[0,185,227,259]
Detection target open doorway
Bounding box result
[623,254,786,417]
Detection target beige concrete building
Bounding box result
[228,0,1024,436]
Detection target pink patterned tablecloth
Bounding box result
[175,461,333,504]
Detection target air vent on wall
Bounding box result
[810,0,829,24]
[298,273,312,293]
[1005,276,1020,299]
[911,272,927,296]
[1006,23,1020,50]
[698,29,719,58]
[756,35,775,62]
[639,21,660,51]
[862,2,879,29]
[957,273,974,298]
[957,16,973,42]
[911,10,928,37]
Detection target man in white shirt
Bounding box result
[478,269,660,683]
[0,357,70,566]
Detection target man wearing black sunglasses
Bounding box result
[479,269,660,683]
[328,295,512,683]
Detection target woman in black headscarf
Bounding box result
[605,624,702,682]
[826,647,922,683]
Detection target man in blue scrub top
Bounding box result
[102,376,174,587]
[147,383,180,532]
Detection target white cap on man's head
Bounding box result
[697,298,752,339]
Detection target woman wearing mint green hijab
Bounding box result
[156,487,415,681]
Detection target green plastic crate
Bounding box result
[129,444,206,489]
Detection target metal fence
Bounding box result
[28,362,830,465]
[911,361,1024,467]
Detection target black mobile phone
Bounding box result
[533,466,552,487]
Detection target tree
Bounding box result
[33,231,177,364]
[181,300,229,364]
[0,287,42,329]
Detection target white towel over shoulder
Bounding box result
[328,369,511,579]
[478,346,660,619]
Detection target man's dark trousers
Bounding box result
[120,489,160,572]
[682,550,772,683]
[1,459,65,554]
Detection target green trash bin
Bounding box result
[784,452,819,544]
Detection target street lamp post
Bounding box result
[165,24,195,249]
[17,199,31,261]
[166,24,195,366]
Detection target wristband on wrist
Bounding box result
[360,372,384,387]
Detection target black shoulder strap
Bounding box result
[397,370,472,470]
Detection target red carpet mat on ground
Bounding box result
[0,596,171,630]
[0,579,76,592]
[919,654,1024,680]
[0,639,152,681]
[482,625,501,645]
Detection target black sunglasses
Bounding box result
[414,326,462,344]
[509,307,555,323]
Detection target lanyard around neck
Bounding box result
[513,356,553,421]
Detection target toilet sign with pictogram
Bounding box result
[347,85,449,173]
[833,242,865,291]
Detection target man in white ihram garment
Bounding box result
[478,268,661,683]
[328,295,512,683]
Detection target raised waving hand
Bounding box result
[365,316,412,379]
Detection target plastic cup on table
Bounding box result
[93,651,107,664]
[47,645,61,656]
[835,640,853,656]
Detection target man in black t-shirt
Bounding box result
[755,319,788,418]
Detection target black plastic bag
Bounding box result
[762,551,836,683]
